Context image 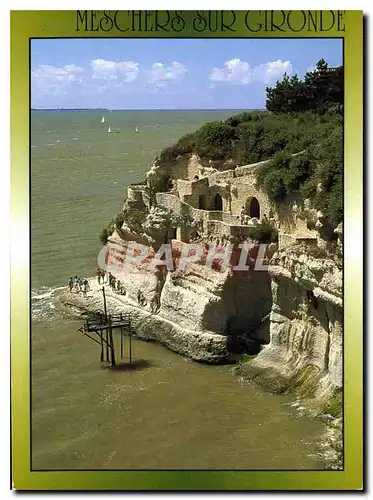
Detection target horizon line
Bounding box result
[31,107,265,111]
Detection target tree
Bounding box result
[265,59,343,114]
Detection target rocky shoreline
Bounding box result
[56,278,233,364]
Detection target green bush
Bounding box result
[256,151,292,202]
[159,132,196,164]
[115,212,125,229]
[247,220,278,244]
[99,219,116,245]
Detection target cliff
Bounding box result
[235,244,342,416]
[59,135,343,422]
[58,227,272,363]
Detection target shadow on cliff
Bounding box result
[200,270,272,356]
[101,359,154,372]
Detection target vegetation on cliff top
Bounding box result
[159,59,343,226]
[99,213,126,244]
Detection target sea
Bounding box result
[31,110,329,470]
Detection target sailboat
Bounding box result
[101,116,105,123]
[108,126,111,133]
[135,126,139,133]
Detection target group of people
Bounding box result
[73,267,160,311]
[240,207,270,226]
[108,272,126,295]
[96,268,126,296]
[68,276,90,298]
[96,268,106,284]
[137,289,160,314]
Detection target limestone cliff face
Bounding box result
[87,231,272,363]
[237,244,342,412]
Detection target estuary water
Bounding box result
[31,110,328,470]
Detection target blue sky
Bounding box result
[31,38,343,110]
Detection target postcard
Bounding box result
[10,10,363,491]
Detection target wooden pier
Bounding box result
[78,287,135,367]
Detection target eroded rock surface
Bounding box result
[236,245,342,414]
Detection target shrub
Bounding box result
[256,151,292,202]
[99,219,116,245]
[115,212,125,229]
[247,220,278,244]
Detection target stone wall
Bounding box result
[147,153,203,188]
[177,178,230,213]
[139,150,319,250]
[235,159,270,177]
[126,185,148,211]
[156,192,203,222]
[278,233,297,249]
[208,169,236,184]
[230,173,272,218]
[156,192,251,241]
[177,177,209,202]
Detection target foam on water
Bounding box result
[31,285,66,323]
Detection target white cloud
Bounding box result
[209,58,292,85]
[147,61,187,86]
[32,64,84,87]
[31,64,85,101]
[31,59,189,106]
[90,59,139,82]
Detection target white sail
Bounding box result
[108,126,111,133]
[101,116,105,123]
[135,126,139,133]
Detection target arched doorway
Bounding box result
[213,193,223,211]
[199,194,206,209]
[246,197,260,218]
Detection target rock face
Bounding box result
[237,244,342,413]
[58,232,272,363]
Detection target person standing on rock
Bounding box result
[68,277,73,293]
[83,278,89,299]
[74,276,79,293]
[240,206,246,225]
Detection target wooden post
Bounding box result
[102,286,108,321]
[100,330,104,362]
[120,327,123,359]
[129,327,132,363]
[109,319,115,367]
[105,329,109,361]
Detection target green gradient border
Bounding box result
[11,10,363,491]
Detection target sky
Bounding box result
[31,38,343,110]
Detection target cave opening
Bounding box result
[306,290,319,310]
[213,193,223,211]
[246,196,260,218]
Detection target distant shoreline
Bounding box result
[31,108,264,112]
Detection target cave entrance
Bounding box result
[213,193,223,211]
[199,194,207,210]
[306,290,319,310]
[246,197,260,218]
